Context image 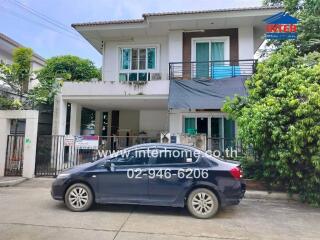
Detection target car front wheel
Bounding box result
[187,188,219,219]
[65,183,93,212]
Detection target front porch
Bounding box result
[52,79,169,142]
[52,79,240,153]
[52,88,169,150]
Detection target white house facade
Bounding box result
[52,6,282,151]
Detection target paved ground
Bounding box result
[0,177,26,187]
[0,179,319,240]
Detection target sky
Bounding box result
[0,0,263,67]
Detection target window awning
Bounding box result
[168,76,248,110]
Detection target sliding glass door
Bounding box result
[224,118,236,149]
[195,42,210,78]
[184,116,235,152]
[195,40,225,79]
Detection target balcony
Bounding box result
[169,59,257,80]
[61,80,169,97]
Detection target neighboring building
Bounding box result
[52,6,283,151]
[0,32,46,89]
[0,33,51,135]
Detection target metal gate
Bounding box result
[34,135,158,177]
[5,135,24,176]
[34,135,98,176]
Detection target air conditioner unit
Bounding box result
[160,132,170,143]
[151,73,161,80]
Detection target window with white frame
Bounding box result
[119,47,157,81]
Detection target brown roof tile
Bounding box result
[72,6,283,27]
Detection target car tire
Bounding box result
[187,188,219,219]
[64,183,93,212]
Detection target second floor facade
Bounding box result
[73,6,282,86]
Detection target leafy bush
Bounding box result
[29,55,101,105]
[223,44,320,206]
[238,156,264,180]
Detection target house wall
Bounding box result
[238,27,254,59]
[61,80,169,96]
[139,110,168,134]
[168,30,183,63]
[0,48,13,64]
[118,110,140,135]
[169,110,182,134]
[253,26,265,52]
[103,36,168,81]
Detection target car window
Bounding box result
[110,149,149,166]
[149,148,198,165]
[95,159,108,169]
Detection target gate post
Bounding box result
[22,111,39,178]
[0,118,11,177]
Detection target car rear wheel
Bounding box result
[187,188,219,219]
[65,183,93,212]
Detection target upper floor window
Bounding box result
[119,47,157,81]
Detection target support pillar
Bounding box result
[52,94,67,135]
[94,111,102,135]
[22,112,39,178]
[0,118,11,177]
[70,103,82,135]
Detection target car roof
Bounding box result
[125,143,201,151]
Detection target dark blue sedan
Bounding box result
[51,143,245,219]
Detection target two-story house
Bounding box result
[52,6,282,151]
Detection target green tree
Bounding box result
[29,55,101,105]
[223,44,320,205]
[0,47,33,109]
[264,0,320,54]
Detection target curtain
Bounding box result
[211,42,224,62]
[196,42,209,78]
[184,118,195,134]
[147,48,156,69]
[121,48,131,70]
[211,42,226,79]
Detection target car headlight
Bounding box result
[57,173,71,179]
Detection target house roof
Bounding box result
[0,32,46,64]
[72,6,284,27]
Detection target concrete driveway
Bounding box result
[0,179,319,240]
